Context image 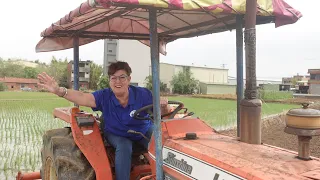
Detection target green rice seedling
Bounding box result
[0,155,4,171]
[32,152,37,171]
[13,147,21,171]
[258,90,293,100]
[168,96,298,130]
[3,146,9,172]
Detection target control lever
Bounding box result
[127,130,150,141]
[182,112,194,118]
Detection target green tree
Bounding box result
[170,66,198,94]
[60,69,69,88]
[0,62,24,77]
[89,63,103,90]
[35,63,49,75]
[23,67,39,78]
[144,75,167,92]
[0,58,49,79]
[0,82,6,91]
[98,76,110,89]
[51,56,58,63]
[0,58,4,72]
[47,56,68,87]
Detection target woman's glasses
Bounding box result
[109,75,128,82]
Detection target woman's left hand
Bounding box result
[160,97,168,107]
[160,97,169,115]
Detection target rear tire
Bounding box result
[41,127,96,180]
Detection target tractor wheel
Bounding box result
[41,127,96,180]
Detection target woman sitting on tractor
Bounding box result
[37,61,169,180]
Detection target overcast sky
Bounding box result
[0,0,319,80]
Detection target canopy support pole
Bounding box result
[73,36,80,107]
[148,8,163,180]
[236,15,244,137]
[240,0,262,144]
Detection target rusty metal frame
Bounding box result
[49,30,171,40]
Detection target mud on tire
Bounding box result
[41,127,96,180]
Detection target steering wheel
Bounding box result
[133,101,184,121]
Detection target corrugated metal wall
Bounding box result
[200,82,236,94]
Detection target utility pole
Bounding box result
[240,0,262,144]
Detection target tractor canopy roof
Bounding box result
[36,0,301,55]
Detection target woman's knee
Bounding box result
[115,138,133,154]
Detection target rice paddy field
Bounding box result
[0,91,298,179]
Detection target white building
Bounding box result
[104,39,151,86]
[228,77,282,86]
[103,40,229,91]
[159,63,228,92]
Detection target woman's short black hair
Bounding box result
[108,61,132,76]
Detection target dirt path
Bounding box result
[219,103,320,158]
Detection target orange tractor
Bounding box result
[17,102,320,180]
[37,102,193,180]
[16,0,320,179]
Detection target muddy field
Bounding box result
[220,102,320,158]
